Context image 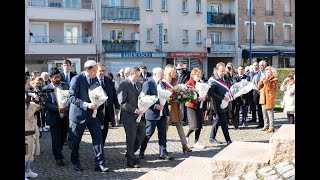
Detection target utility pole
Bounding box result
[249,0,252,64]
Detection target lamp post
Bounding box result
[249,0,252,64]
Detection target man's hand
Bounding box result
[154,104,164,110]
[134,108,145,115]
[58,108,65,113]
[197,97,206,102]
[166,116,170,122]
[88,103,98,110]
[115,108,120,115]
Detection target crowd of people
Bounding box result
[25,59,295,179]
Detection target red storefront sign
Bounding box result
[169,52,207,58]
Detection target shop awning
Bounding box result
[279,51,295,57]
[242,49,279,58]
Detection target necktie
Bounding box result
[65,73,69,84]
[90,78,92,85]
[133,83,139,93]
[100,78,105,89]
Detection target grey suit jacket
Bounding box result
[69,72,103,124]
[117,79,142,123]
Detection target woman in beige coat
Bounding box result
[25,75,41,179]
[280,73,295,124]
[258,66,278,133]
[163,64,192,153]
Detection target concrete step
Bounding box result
[138,156,212,180]
[269,124,295,165]
[211,141,270,179]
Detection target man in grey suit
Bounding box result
[43,67,69,166]
[139,67,174,161]
[117,67,145,168]
[68,60,110,172]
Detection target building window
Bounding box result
[182,30,188,42]
[111,29,123,42]
[163,29,168,42]
[196,30,201,43]
[109,0,123,6]
[64,23,82,44]
[146,0,152,10]
[210,32,220,44]
[278,57,292,68]
[246,0,255,14]
[182,0,187,12]
[283,24,292,44]
[265,0,274,15]
[284,0,292,16]
[161,0,167,11]
[265,23,274,44]
[245,22,255,43]
[65,0,80,9]
[196,0,201,13]
[211,4,220,14]
[147,28,152,42]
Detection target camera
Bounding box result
[28,87,54,107]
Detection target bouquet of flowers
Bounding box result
[195,82,211,108]
[157,84,172,116]
[230,79,258,99]
[136,92,159,122]
[56,87,70,118]
[88,82,108,118]
[171,84,197,104]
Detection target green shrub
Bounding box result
[276,68,295,99]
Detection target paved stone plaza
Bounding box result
[32,112,289,179]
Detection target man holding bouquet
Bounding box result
[117,67,145,168]
[68,60,110,172]
[43,67,69,166]
[139,67,174,161]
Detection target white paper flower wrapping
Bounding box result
[56,88,70,118]
[195,82,211,108]
[136,92,159,122]
[88,86,108,118]
[157,84,172,116]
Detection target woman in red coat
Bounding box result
[185,68,206,149]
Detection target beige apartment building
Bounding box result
[238,0,295,68]
[25,0,98,73]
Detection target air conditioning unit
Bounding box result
[131,33,140,41]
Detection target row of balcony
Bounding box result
[245,39,294,45]
[207,12,235,26]
[28,0,93,9]
[30,36,93,44]
[246,9,293,17]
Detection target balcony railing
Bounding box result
[28,0,93,9]
[211,41,236,52]
[102,6,140,21]
[246,39,255,43]
[265,10,274,16]
[246,9,255,14]
[284,12,292,17]
[265,39,274,45]
[30,36,94,44]
[207,12,235,25]
[102,40,139,53]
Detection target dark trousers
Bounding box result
[251,104,264,126]
[235,104,248,125]
[140,117,168,156]
[183,105,188,124]
[210,112,231,142]
[287,113,295,124]
[70,117,105,166]
[123,118,146,163]
[50,116,69,160]
[35,110,45,128]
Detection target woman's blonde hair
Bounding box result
[190,67,203,78]
[265,66,277,77]
[164,64,176,81]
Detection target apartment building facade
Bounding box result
[25,0,98,74]
[238,0,295,68]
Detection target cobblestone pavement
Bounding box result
[32,111,289,180]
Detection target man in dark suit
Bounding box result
[68,60,110,172]
[117,67,146,168]
[96,62,120,147]
[207,62,232,146]
[139,65,152,83]
[60,59,77,85]
[139,67,174,161]
[43,67,69,166]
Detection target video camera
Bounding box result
[28,87,54,107]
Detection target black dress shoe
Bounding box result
[73,164,83,171]
[127,162,140,168]
[139,153,144,160]
[209,138,223,144]
[227,141,232,146]
[159,155,174,161]
[56,159,65,166]
[94,164,111,172]
[133,158,140,165]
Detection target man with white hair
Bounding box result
[124,67,131,79]
[139,67,174,161]
[41,72,50,86]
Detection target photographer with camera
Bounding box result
[43,67,69,166]
[25,74,41,179]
